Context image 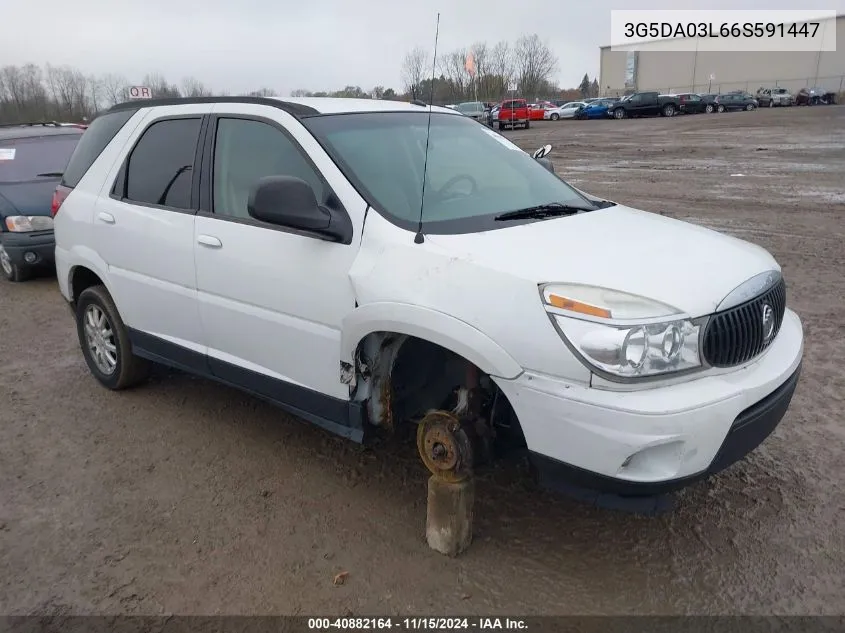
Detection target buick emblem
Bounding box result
[761,303,775,342]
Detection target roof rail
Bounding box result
[107,96,319,117]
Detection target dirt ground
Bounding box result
[1,106,843,617]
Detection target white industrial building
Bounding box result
[599,14,844,97]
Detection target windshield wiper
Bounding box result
[494,202,591,221]
[35,172,63,177]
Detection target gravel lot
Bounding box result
[1,106,843,616]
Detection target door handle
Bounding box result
[97,212,115,224]
[197,235,222,248]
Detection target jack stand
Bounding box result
[426,475,475,556]
[417,410,476,556]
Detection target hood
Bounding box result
[426,204,779,317]
[0,180,58,217]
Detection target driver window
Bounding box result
[213,118,325,220]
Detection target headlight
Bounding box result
[541,283,703,379]
[5,216,53,232]
[553,315,702,379]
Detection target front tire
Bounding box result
[662,104,675,117]
[746,103,755,111]
[717,104,725,113]
[550,113,559,121]
[524,120,530,129]
[75,285,150,390]
[0,244,32,282]
[613,108,625,119]
[705,103,714,113]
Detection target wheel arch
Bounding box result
[341,302,522,380]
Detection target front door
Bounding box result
[193,109,363,410]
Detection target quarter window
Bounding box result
[124,118,201,209]
[212,118,324,220]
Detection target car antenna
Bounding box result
[414,12,440,245]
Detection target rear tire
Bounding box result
[497,122,503,130]
[717,104,725,113]
[75,285,150,390]
[662,104,675,117]
[524,120,530,129]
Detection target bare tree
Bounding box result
[370,85,385,99]
[489,40,514,99]
[101,73,129,106]
[289,89,310,97]
[514,34,558,99]
[181,76,212,98]
[439,48,470,101]
[247,87,278,97]
[143,73,180,98]
[401,47,429,100]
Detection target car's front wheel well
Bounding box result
[350,332,525,453]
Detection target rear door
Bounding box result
[94,106,207,362]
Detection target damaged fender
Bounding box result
[341,302,524,380]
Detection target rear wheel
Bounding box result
[717,104,725,113]
[768,100,773,108]
[75,285,150,390]
[524,120,530,129]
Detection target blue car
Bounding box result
[575,99,618,120]
[0,123,83,281]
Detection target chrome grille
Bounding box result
[702,278,787,368]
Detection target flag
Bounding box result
[465,52,476,77]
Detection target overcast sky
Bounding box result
[2,0,842,95]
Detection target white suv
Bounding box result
[53,96,803,508]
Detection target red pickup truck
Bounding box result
[497,99,530,130]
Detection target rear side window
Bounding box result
[0,135,79,183]
[123,118,202,210]
[62,109,137,188]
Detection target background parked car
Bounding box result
[672,93,708,114]
[527,103,550,121]
[756,87,793,107]
[498,99,530,130]
[795,87,837,105]
[551,101,587,119]
[715,93,758,112]
[575,98,617,119]
[0,122,83,282]
[456,101,486,120]
[609,92,679,119]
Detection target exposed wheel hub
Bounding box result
[417,410,473,482]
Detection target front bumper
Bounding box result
[1,230,55,267]
[493,308,803,502]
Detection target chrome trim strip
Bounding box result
[715,270,782,312]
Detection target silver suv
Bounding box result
[756,87,793,107]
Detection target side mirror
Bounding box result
[248,176,349,242]
[533,144,552,160]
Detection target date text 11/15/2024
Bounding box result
[308,617,528,630]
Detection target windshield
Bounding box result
[0,134,79,183]
[303,112,597,234]
[457,102,481,114]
